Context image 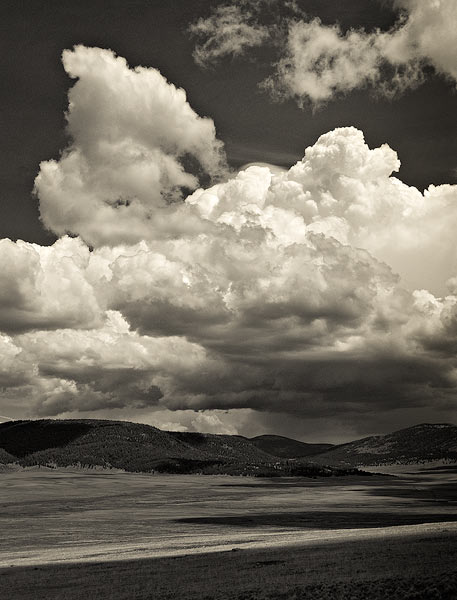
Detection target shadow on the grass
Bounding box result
[367,482,457,502]
[175,511,457,529]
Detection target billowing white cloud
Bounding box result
[35,46,226,246]
[0,334,33,388]
[283,128,457,293]
[3,46,457,435]
[0,236,101,332]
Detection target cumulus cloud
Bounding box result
[0,236,101,332]
[3,47,457,435]
[268,0,457,103]
[189,0,457,105]
[17,311,216,416]
[393,0,457,82]
[34,45,226,246]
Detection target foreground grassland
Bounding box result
[1,467,456,598]
[2,532,457,599]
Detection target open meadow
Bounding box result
[1,466,457,599]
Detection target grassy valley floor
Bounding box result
[1,467,456,598]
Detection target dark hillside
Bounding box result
[0,447,14,463]
[0,420,93,457]
[250,434,334,458]
[2,420,212,472]
[0,419,278,473]
[0,419,367,477]
[310,423,457,467]
[169,431,275,463]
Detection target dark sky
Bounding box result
[1,0,456,245]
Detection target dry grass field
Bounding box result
[2,532,457,600]
[1,466,456,598]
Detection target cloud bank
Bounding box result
[2,45,457,439]
[190,0,457,105]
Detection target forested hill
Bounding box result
[0,419,361,477]
[2,419,453,474]
[310,424,457,467]
[250,435,334,458]
[0,447,15,463]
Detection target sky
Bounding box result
[0,0,456,442]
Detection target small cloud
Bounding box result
[189,4,269,68]
[239,162,288,175]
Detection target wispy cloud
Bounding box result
[189,0,457,105]
[189,3,269,68]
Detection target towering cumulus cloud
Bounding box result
[35,46,226,246]
[2,46,457,438]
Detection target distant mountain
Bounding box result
[0,419,362,477]
[250,435,334,459]
[310,424,457,467]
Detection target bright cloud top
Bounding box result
[2,46,457,436]
[190,0,457,104]
[35,46,226,247]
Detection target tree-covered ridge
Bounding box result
[310,424,457,466]
[250,434,334,458]
[2,419,454,474]
[0,447,15,463]
[0,419,363,477]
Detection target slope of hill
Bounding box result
[168,431,275,463]
[250,434,334,459]
[0,419,208,472]
[310,424,457,467]
[0,447,14,464]
[0,419,364,477]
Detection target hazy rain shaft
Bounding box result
[1,43,457,437]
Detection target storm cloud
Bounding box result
[1,45,456,439]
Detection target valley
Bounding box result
[1,466,456,598]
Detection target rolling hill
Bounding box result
[0,419,275,474]
[1,419,453,474]
[0,447,15,463]
[0,419,358,477]
[310,423,457,467]
[250,434,334,458]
